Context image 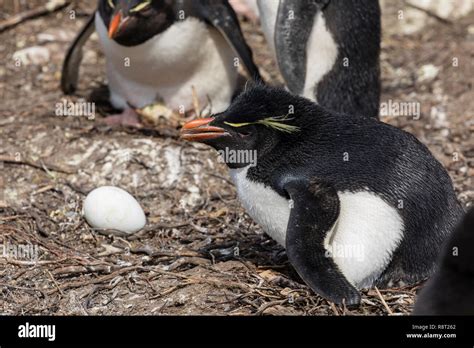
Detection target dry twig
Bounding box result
[0,0,70,33]
[0,155,76,175]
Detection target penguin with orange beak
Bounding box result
[61,0,261,126]
[181,85,464,305]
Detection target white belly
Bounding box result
[302,12,338,101]
[229,166,404,288]
[255,3,338,101]
[95,14,237,112]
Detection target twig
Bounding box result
[329,302,340,315]
[163,256,211,271]
[0,258,66,266]
[0,155,76,174]
[52,264,112,277]
[375,286,393,315]
[147,267,251,291]
[46,270,64,296]
[126,223,191,240]
[0,0,70,33]
[406,1,453,25]
[46,266,140,295]
[0,282,46,296]
[62,180,89,195]
[32,184,55,195]
[93,228,131,238]
[113,125,180,140]
[29,211,50,237]
[0,215,21,221]
[255,299,287,315]
[149,285,186,300]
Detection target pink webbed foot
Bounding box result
[102,108,142,128]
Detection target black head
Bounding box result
[180,85,318,168]
[99,0,175,46]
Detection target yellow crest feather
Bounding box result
[224,121,252,127]
[224,114,299,134]
[258,114,300,133]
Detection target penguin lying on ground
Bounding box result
[61,0,262,125]
[257,0,381,118]
[413,207,474,315]
[180,85,464,305]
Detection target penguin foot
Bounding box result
[341,290,362,308]
[320,282,361,307]
[102,108,142,128]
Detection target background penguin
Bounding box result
[413,207,474,315]
[180,85,464,305]
[257,0,381,118]
[61,0,262,125]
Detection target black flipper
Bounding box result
[275,0,329,94]
[284,178,361,306]
[188,0,262,82]
[61,12,96,94]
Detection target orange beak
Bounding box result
[108,12,122,39]
[180,118,228,141]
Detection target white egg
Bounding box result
[83,186,146,234]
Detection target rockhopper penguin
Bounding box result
[257,0,381,118]
[180,85,464,305]
[61,0,262,124]
[413,207,474,315]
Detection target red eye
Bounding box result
[238,130,251,137]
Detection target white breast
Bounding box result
[229,166,404,288]
[95,13,237,112]
[230,166,291,246]
[256,3,338,101]
[301,12,338,101]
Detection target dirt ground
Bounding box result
[0,1,472,315]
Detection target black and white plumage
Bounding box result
[61,0,262,114]
[180,85,464,305]
[413,207,474,315]
[257,0,381,118]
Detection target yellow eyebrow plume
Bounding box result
[224,114,300,133]
[257,116,300,133]
[130,0,152,13]
[224,122,252,127]
[225,115,299,133]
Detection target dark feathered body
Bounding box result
[315,0,381,119]
[260,0,381,118]
[414,207,474,315]
[242,87,462,285]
